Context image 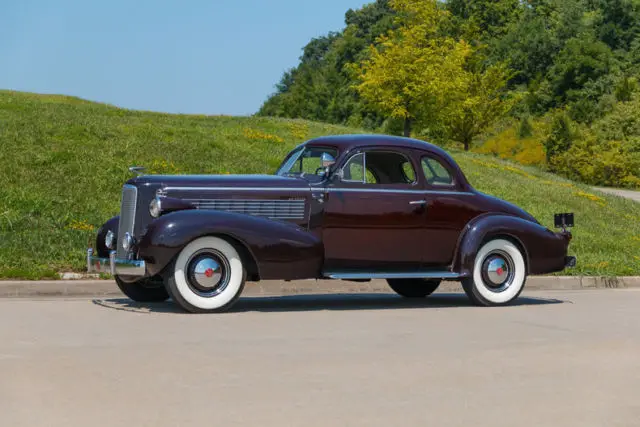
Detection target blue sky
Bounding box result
[0,0,369,116]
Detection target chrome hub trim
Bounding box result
[480,250,515,293]
[185,249,231,297]
[192,257,223,289]
[485,255,510,286]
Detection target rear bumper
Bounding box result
[87,248,146,277]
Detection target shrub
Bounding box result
[543,111,575,163]
[551,136,640,188]
[475,119,546,166]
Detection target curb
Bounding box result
[1,276,639,298]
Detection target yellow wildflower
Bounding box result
[288,122,309,140]
[68,220,95,232]
[574,191,606,206]
[243,128,284,143]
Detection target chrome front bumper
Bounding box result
[87,248,146,277]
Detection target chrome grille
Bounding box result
[187,199,306,220]
[116,184,138,258]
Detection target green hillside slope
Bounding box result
[0,90,638,278]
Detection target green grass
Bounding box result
[1,89,639,279]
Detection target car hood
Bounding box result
[127,174,311,191]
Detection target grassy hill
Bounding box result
[1,90,639,279]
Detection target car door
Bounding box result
[321,147,427,272]
[419,154,480,267]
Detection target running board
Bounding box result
[322,271,463,280]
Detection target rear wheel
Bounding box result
[115,276,170,302]
[164,236,246,313]
[461,238,527,306]
[387,278,442,298]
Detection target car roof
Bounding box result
[300,134,473,190]
[302,134,455,160]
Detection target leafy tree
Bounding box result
[257,0,640,187]
[548,35,614,104]
[257,0,396,128]
[352,0,472,137]
[439,62,517,150]
[446,0,523,40]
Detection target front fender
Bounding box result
[453,214,570,277]
[95,215,119,258]
[137,210,324,280]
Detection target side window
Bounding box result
[422,157,454,186]
[402,161,416,183]
[342,153,365,183]
[340,151,417,185]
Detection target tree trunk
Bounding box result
[463,137,471,151]
[403,117,412,138]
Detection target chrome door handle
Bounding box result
[409,200,427,206]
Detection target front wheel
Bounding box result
[115,276,170,302]
[461,238,527,306]
[164,236,246,313]
[387,278,441,298]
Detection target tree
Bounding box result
[544,110,576,162]
[352,0,472,137]
[446,0,523,41]
[439,61,517,150]
[257,0,396,128]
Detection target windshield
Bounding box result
[276,146,338,178]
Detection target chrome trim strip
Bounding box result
[163,187,312,192]
[87,249,146,277]
[323,271,463,280]
[161,186,475,196]
[328,188,475,196]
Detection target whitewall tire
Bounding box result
[164,236,246,313]
[461,238,527,306]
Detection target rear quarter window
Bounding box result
[422,157,455,186]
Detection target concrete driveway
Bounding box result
[1,289,639,427]
[593,186,640,202]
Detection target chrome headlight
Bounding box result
[122,232,134,252]
[149,197,162,218]
[105,230,115,250]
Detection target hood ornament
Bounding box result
[128,166,146,176]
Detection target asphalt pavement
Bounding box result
[1,289,639,426]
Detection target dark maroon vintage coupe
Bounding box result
[87,134,576,313]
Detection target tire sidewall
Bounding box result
[168,236,246,312]
[387,279,441,298]
[115,276,170,302]
[471,239,526,305]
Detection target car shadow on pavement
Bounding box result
[92,292,566,314]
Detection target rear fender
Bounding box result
[137,210,324,280]
[452,214,570,277]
